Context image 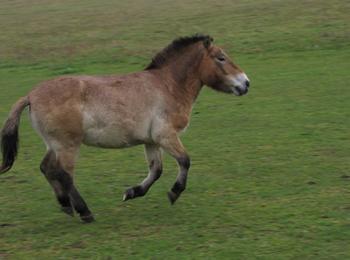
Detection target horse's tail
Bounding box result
[0,96,30,174]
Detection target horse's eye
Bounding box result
[217,56,226,62]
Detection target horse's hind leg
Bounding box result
[57,148,94,223]
[41,147,94,223]
[123,144,163,201]
[40,150,73,216]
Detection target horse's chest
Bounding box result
[172,114,190,132]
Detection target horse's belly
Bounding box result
[82,128,141,148]
[81,111,150,148]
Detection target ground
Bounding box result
[0,0,349,259]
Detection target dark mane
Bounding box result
[145,34,213,70]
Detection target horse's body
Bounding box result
[0,35,249,222]
[31,73,167,149]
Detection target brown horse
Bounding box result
[0,35,249,222]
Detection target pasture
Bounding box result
[0,0,349,258]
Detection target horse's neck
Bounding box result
[166,52,204,105]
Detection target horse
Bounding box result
[0,35,250,222]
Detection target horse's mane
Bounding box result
[145,34,213,70]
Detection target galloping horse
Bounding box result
[0,35,250,222]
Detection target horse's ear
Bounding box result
[203,36,214,49]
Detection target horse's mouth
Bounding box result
[232,86,248,96]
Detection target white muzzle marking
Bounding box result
[228,73,249,96]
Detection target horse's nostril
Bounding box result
[245,80,250,88]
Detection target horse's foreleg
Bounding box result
[123,144,162,201]
[160,135,190,204]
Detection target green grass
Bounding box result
[1,0,350,259]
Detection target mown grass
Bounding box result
[0,0,349,259]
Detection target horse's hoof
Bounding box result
[123,187,135,201]
[123,186,146,201]
[167,191,179,205]
[80,214,95,223]
[61,206,74,217]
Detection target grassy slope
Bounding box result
[0,0,349,259]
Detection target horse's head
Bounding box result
[200,38,250,96]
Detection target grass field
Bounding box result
[0,0,350,259]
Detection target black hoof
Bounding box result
[80,214,95,223]
[61,206,74,217]
[167,191,180,205]
[123,186,145,201]
[123,187,135,201]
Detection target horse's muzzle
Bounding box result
[233,85,248,96]
[229,74,250,96]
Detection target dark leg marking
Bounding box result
[123,164,163,201]
[55,169,94,223]
[123,145,163,201]
[40,152,74,217]
[40,152,94,222]
[57,196,74,216]
[123,185,146,201]
[178,156,191,170]
[69,185,94,223]
[168,155,190,205]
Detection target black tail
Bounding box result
[0,96,29,174]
